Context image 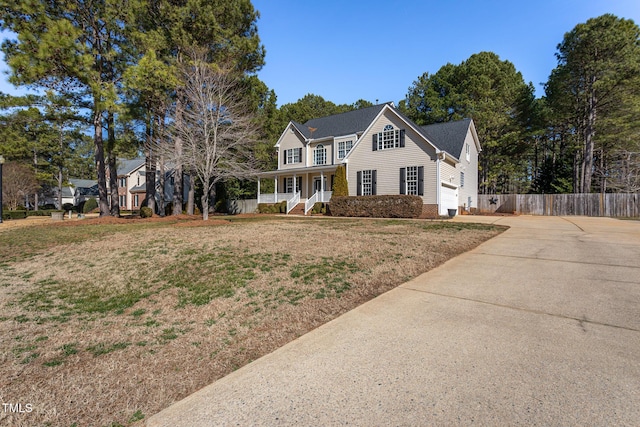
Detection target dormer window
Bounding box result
[313,144,327,165]
[373,124,405,151]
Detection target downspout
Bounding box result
[436,151,442,212]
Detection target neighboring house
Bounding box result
[107,157,191,211]
[113,157,146,210]
[56,178,99,208]
[257,102,481,216]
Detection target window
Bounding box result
[134,194,139,207]
[406,166,418,195]
[362,170,373,195]
[373,125,405,151]
[119,177,126,187]
[284,148,302,164]
[313,144,326,165]
[119,195,126,207]
[337,140,353,159]
[285,176,302,193]
[357,170,376,196]
[400,166,424,196]
[460,172,465,188]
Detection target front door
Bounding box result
[313,177,326,193]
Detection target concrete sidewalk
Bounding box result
[148,216,640,426]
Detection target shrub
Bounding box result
[27,210,58,217]
[328,195,423,218]
[279,200,287,213]
[312,202,325,214]
[257,203,280,214]
[332,165,349,196]
[2,210,27,220]
[62,203,75,212]
[83,198,98,213]
[214,199,227,213]
[140,206,153,218]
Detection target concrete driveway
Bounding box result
[148,216,640,426]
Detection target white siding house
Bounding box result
[258,103,481,217]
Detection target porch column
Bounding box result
[293,174,297,194]
[320,171,324,202]
[257,178,261,203]
[274,176,278,202]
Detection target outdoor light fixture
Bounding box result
[0,155,4,224]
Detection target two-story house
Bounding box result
[257,102,480,217]
[108,157,191,212]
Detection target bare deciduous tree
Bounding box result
[173,50,259,220]
[2,161,40,210]
[607,148,640,193]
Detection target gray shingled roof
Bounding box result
[420,118,472,160]
[293,103,390,140]
[117,157,145,176]
[69,178,97,188]
[286,104,473,160]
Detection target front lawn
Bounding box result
[0,216,505,426]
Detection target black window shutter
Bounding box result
[297,147,302,162]
[372,134,378,151]
[283,150,287,165]
[297,176,302,193]
[372,170,377,195]
[400,168,406,195]
[418,166,424,196]
[331,175,335,190]
[283,178,287,193]
[357,171,362,196]
[400,129,406,147]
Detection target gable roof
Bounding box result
[294,103,391,140]
[69,178,97,189]
[420,118,473,160]
[117,157,145,176]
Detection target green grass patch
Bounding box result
[87,342,131,357]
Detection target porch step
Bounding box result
[288,203,306,215]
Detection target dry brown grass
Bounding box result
[0,216,505,426]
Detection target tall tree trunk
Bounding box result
[145,117,156,214]
[172,98,184,215]
[201,192,209,220]
[158,155,166,216]
[107,112,120,217]
[57,124,64,209]
[581,84,597,193]
[156,113,165,216]
[94,107,110,216]
[187,173,195,215]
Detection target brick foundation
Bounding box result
[419,204,439,219]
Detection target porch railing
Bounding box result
[258,193,291,204]
[304,191,333,215]
[304,192,318,215]
[286,191,300,214]
[319,191,332,203]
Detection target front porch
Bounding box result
[257,166,336,214]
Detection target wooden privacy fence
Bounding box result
[477,194,640,217]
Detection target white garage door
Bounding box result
[439,185,458,215]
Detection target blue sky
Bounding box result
[251,0,640,105]
[1,0,639,106]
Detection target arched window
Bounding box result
[374,124,404,150]
[314,144,326,165]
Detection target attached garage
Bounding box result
[439,183,458,215]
